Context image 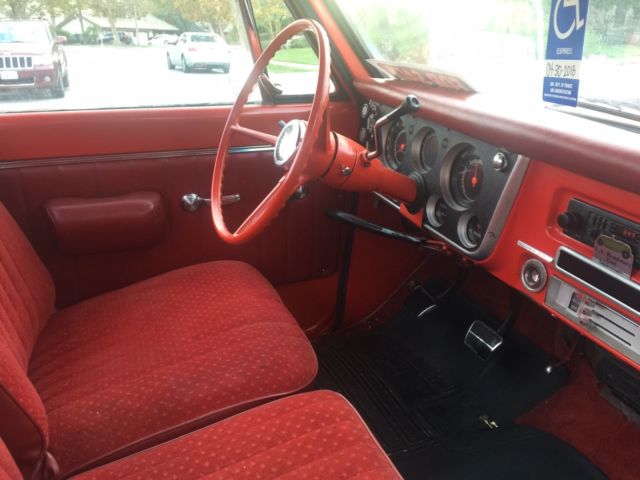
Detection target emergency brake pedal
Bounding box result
[464,320,503,361]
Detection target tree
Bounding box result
[252,0,289,43]
[88,0,127,44]
[33,0,75,25]
[176,0,233,35]
[1,0,35,19]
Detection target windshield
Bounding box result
[338,0,640,119]
[190,34,221,43]
[0,22,49,44]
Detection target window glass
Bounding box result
[338,0,640,120]
[0,0,258,113]
[251,0,324,96]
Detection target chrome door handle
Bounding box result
[181,193,240,212]
[221,194,241,205]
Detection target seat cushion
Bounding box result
[28,261,318,474]
[74,390,402,480]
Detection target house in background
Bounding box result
[58,12,179,45]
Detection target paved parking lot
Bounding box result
[0,45,255,112]
[2,45,635,115]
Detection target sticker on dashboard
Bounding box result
[593,234,634,277]
[368,60,476,93]
[543,0,590,107]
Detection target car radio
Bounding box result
[558,199,640,269]
[546,277,640,366]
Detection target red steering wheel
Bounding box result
[211,19,332,245]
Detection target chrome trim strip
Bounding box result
[517,240,554,263]
[554,246,640,317]
[0,145,274,170]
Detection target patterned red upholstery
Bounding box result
[0,205,55,478]
[74,390,402,480]
[30,261,318,473]
[0,204,318,477]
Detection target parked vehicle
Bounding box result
[0,20,69,98]
[149,34,179,46]
[167,32,231,73]
[99,31,133,45]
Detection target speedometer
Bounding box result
[450,149,484,208]
[384,119,407,170]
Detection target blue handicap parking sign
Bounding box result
[543,0,590,107]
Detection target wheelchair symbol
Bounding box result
[554,0,585,40]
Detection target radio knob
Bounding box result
[557,212,581,230]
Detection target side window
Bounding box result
[251,0,326,96]
[0,0,258,113]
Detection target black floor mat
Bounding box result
[394,425,607,480]
[313,283,605,479]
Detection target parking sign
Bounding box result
[543,0,590,107]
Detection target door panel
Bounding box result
[0,103,358,306]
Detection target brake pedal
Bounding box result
[464,320,503,361]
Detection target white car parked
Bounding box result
[149,34,179,46]
[166,32,231,73]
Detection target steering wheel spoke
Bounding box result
[230,124,278,146]
[234,175,289,236]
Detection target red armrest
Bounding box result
[45,192,166,255]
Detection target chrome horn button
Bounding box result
[274,119,307,167]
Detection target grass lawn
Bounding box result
[269,47,319,73]
[273,46,318,64]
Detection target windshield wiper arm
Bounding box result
[579,97,640,121]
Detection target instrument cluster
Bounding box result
[360,100,530,259]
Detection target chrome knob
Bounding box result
[492,152,509,171]
[521,258,547,292]
[181,193,209,212]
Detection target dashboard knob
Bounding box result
[492,152,509,171]
[521,258,547,292]
[557,212,581,230]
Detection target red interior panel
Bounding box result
[0,103,358,307]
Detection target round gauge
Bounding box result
[426,196,447,228]
[458,214,484,249]
[411,128,438,173]
[450,149,484,208]
[384,120,407,170]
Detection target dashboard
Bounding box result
[359,100,530,258]
[356,89,640,372]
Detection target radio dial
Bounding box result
[558,211,581,230]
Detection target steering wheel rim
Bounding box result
[211,19,332,245]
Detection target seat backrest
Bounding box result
[0,204,55,479]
